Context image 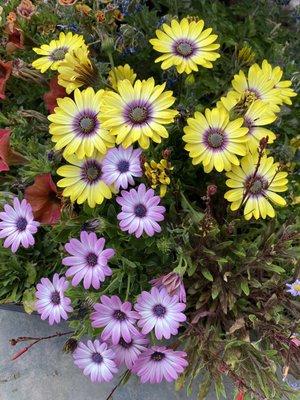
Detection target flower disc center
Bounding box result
[50,46,68,61]
[16,217,28,231]
[249,179,264,194]
[207,131,224,148]
[151,351,165,362]
[86,252,98,267]
[79,116,96,134]
[129,106,148,124]
[153,304,166,317]
[117,160,130,173]
[82,161,102,183]
[51,291,61,305]
[134,203,147,218]
[176,41,193,57]
[119,338,132,349]
[92,353,103,364]
[113,310,126,321]
[293,284,300,291]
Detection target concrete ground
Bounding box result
[0,310,231,400]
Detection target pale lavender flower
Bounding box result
[151,272,186,303]
[116,183,165,238]
[135,287,186,340]
[111,333,149,369]
[62,231,115,290]
[286,279,300,297]
[132,346,188,383]
[0,197,40,253]
[35,273,73,325]
[102,146,142,190]
[73,339,118,383]
[91,295,140,345]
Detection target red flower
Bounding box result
[0,60,13,100]
[0,128,27,171]
[43,77,67,114]
[25,173,62,224]
[235,391,244,400]
[5,27,25,55]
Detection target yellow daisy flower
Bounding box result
[259,59,297,105]
[108,64,137,91]
[243,100,277,152]
[57,44,98,94]
[48,87,115,159]
[183,108,249,173]
[149,18,220,74]
[230,64,283,112]
[225,152,288,220]
[101,78,178,149]
[57,151,112,208]
[32,32,85,73]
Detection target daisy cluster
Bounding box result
[0,9,298,391]
[35,228,187,384]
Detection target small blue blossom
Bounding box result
[286,279,300,297]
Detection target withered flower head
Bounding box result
[0,60,13,100]
[58,0,78,5]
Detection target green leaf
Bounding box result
[241,280,250,296]
[201,268,214,282]
[22,288,36,314]
[25,263,37,286]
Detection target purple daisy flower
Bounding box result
[111,333,149,369]
[0,197,40,253]
[286,279,300,297]
[135,287,186,340]
[102,146,142,190]
[131,346,188,383]
[35,273,73,325]
[91,295,140,345]
[73,339,118,383]
[116,183,165,238]
[62,231,115,290]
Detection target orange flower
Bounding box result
[43,77,67,114]
[25,173,62,224]
[113,9,123,21]
[95,10,106,22]
[6,12,17,33]
[76,4,91,15]
[0,128,27,172]
[58,0,78,5]
[16,0,36,20]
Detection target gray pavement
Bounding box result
[0,310,231,400]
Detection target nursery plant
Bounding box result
[0,0,299,399]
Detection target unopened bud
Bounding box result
[207,184,217,196]
[101,36,114,53]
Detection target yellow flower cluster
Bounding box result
[144,159,173,197]
[30,19,294,219]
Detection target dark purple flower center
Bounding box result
[246,175,268,195]
[50,46,68,61]
[16,217,28,232]
[91,352,103,364]
[113,310,126,321]
[128,106,149,124]
[81,160,102,183]
[78,116,97,134]
[151,351,165,362]
[207,130,225,148]
[117,160,130,173]
[119,338,132,349]
[86,252,98,267]
[134,203,147,218]
[51,291,61,305]
[174,40,195,57]
[153,304,166,317]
